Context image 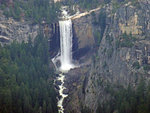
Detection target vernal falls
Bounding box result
[59,19,74,71]
[52,14,76,113]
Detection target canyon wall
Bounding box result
[64,0,150,113]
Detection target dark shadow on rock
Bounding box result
[73,46,91,60]
[72,23,79,60]
[49,23,60,58]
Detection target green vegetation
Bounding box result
[63,0,100,10]
[112,0,125,13]
[112,0,140,13]
[0,34,58,113]
[1,0,60,23]
[77,0,100,10]
[106,34,114,45]
[143,64,150,71]
[81,106,92,113]
[97,79,150,113]
[103,61,108,68]
[64,0,110,11]
[97,10,106,37]
[120,33,135,47]
[116,33,136,48]
[107,48,113,58]
[130,0,141,8]
[132,61,140,69]
[94,31,101,46]
[93,10,106,46]
[79,0,110,10]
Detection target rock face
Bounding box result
[72,12,99,60]
[0,10,59,58]
[73,15,95,50]
[0,12,39,45]
[64,0,150,113]
[0,10,59,46]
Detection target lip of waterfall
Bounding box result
[60,6,70,19]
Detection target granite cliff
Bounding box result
[63,0,150,113]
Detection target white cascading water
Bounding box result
[57,73,67,113]
[56,19,74,113]
[59,19,74,71]
[52,7,75,113]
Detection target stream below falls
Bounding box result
[52,6,77,113]
[56,74,68,113]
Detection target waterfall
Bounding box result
[59,19,74,71]
[52,7,76,113]
[53,19,74,113]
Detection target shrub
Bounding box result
[143,64,150,71]
[132,61,140,69]
[116,33,136,48]
[107,48,113,58]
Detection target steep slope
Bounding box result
[64,0,150,113]
[0,12,38,45]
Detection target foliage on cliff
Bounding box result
[96,79,150,113]
[92,10,106,46]
[64,0,111,10]
[0,0,60,24]
[0,34,58,113]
